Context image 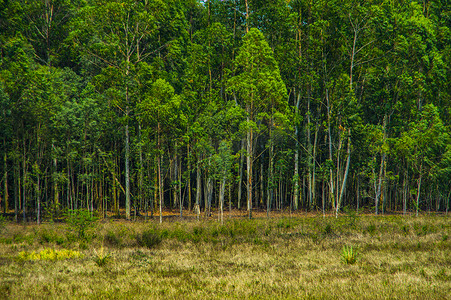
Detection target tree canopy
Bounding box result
[0,0,449,222]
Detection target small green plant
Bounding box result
[136,229,162,249]
[341,245,358,265]
[66,209,97,240]
[93,246,111,267]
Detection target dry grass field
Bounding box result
[0,211,449,299]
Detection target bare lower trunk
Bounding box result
[416,163,423,217]
[195,160,201,220]
[219,176,226,225]
[158,123,162,224]
[3,149,8,214]
[336,130,351,218]
[375,153,385,215]
[326,89,335,211]
[247,123,253,219]
[237,139,244,209]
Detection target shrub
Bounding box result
[104,231,122,248]
[66,209,97,240]
[40,230,65,245]
[341,245,358,265]
[136,229,162,249]
[323,224,334,235]
[344,206,359,228]
[366,224,376,235]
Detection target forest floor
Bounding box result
[0,211,449,299]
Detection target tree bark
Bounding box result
[336,129,351,218]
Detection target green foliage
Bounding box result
[136,229,163,249]
[0,215,6,233]
[344,206,360,228]
[93,246,111,267]
[341,245,358,265]
[366,224,377,235]
[104,231,122,248]
[65,209,97,240]
[39,230,65,245]
[323,224,334,236]
[0,0,449,219]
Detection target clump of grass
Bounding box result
[17,248,82,261]
[341,245,358,265]
[93,246,111,267]
[136,229,162,249]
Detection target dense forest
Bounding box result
[0,0,449,222]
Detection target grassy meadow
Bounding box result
[0,211,449,299]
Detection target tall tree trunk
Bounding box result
[416,162,423,217]
[326,89,335,211]
[125,71,131,220]
[403,169,408,216]
[195,159,201,220]
[179,155,182,218]
[307,95,313,210]
[336,130,351,218]
[375,116,387,215]
[138,124,144,216]
[219,176,226,225]
[247,116,253,219]
[245,0,249,33]
[187,143,192,212]
[312,122,319,210]
[293,92,300,211]
[267,123,274,218]
[238,139,244,209]
[3,144,7,214]
[173,141,178,209]
[158,123,163,224]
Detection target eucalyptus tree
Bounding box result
[139,78,181,223]
[228,28,287,218]
[71,0,163,219]
[395,104,449,216]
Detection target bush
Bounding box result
[39,230,65,245]
[136,229,162,249]
[366,224,376,235]
[66,209,97,240]
[104,231,122,248]
[323,223,334,235]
